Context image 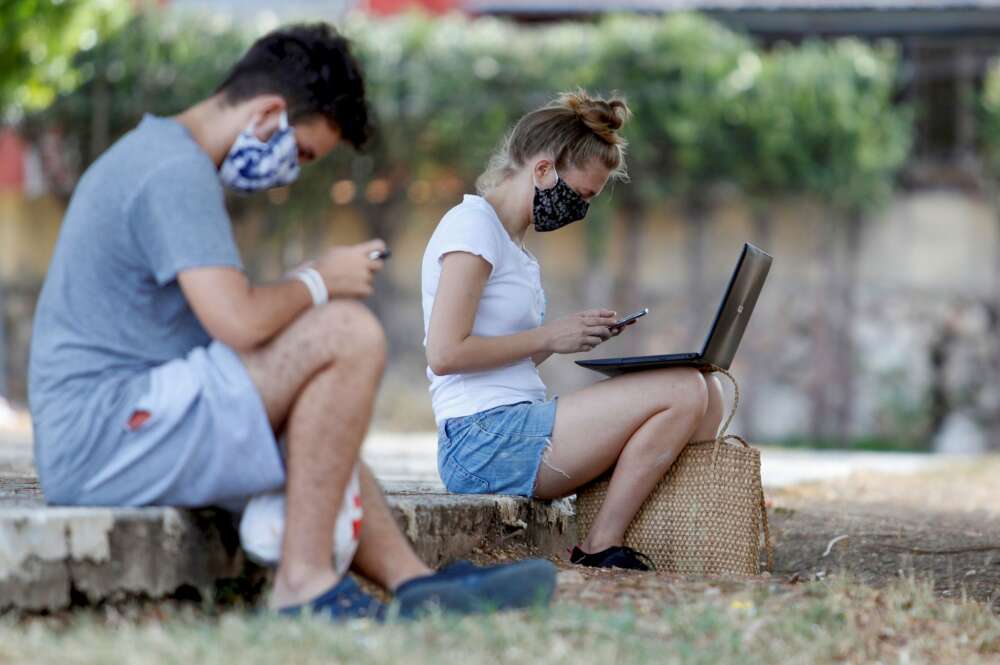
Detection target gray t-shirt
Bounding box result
[28,115,242,474]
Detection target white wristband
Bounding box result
[293,268,328,307]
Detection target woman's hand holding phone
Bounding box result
[541,309,618,354]
[609,307,648,335]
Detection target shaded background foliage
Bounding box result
[8,3,1000,447]
[18,10,911,243]
[0,0,129,116]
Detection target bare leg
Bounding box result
[237,300,387,609]
[533,367,709,553]
[350,464,431,591]
[585,373,725,552]
[692,373,725,442]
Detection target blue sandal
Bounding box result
[392,558,556,619]
[278,576,385,622]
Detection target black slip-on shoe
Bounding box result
[570,545,655,571]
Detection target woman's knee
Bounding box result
[656,367,709,420]
[619,367,708,419]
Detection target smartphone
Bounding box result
[611,307,649,329]
[368,248,392,260]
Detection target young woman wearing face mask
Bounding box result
[421,91,725,570]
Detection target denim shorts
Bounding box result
[437,400,558,497]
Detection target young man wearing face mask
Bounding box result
[28,23,555,620]
[422,91,725,571]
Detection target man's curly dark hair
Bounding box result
[215,23,374,149]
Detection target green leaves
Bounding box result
[23,9,912,226]
[22,9,249,181]
[0,0,131,120]
[979,59,1000,184]
[749,40,911,215]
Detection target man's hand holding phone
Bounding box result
[312,239,388,299]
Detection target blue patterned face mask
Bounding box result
[219,112,300,192]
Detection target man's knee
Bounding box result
[307,300,388,367]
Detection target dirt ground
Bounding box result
[473,456,1000,613]
[764,457,1000,609]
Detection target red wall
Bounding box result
[0,129,25,193]
[363,0,463,16]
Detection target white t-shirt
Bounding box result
[421,195,548,424]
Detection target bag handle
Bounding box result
[690,365,774,573]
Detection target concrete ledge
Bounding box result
[0,478,575,612]
[1,505,242,611]
[8,473,999,613]
[387,488,576,566]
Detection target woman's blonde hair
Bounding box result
[476,89,631,194]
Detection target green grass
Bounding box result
[2,577,998,665]
[773,435,933,453]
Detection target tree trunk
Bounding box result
[362,200,395,312]
[683,195,710,348]
[359,193,406,351]
[992,193,1000,321]
[90,72,111,164]
[0,280,7,400]
[583,208,614,322]
[613,193,645,356]
[926,324,956,441]
[989,199,1000,450]
[809,213,839,442]
[830,212,864,444]
[742,203,773,441]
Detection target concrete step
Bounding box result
[10,446,994,613]
[0,476,575,612]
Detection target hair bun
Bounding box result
[559,90,631,145]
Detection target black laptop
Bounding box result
[576,242,773,377]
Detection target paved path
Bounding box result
[361,433,953,490]
[0,424,33,478]
[1,427,958,490]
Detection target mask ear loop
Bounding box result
[250,111,290,142]
[534,163,559,191]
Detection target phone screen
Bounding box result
[613,308,649,328]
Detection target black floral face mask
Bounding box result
[532,171,590,232]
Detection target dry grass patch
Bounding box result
[1,576,997,665]
[773,455,1000,516]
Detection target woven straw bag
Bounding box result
[575,367,773,575]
